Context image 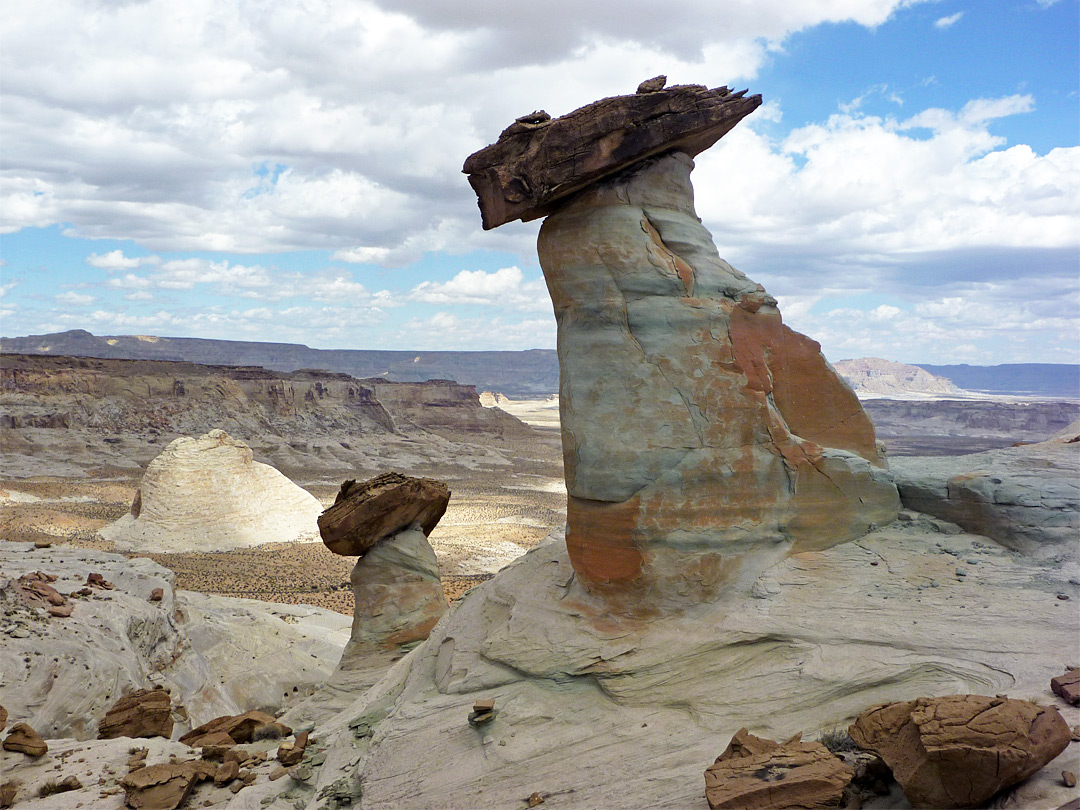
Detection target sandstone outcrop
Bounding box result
[466,81,898,598]
[704,728,853,809]
[0,542,350,740]
[849,695,1071,808]
[292,475,450,723]
[98,689,174,740]
[891,432,1079,563]
[463,82,761,228]
[3,722,47,756]
[318,472,450,555]
[536,152,897,595]
[98,429,323,552]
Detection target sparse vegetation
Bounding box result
[819,727,861,754]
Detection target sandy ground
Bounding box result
[0,426,566,610]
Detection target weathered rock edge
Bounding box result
[462,82,761,228]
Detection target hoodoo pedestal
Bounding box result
[465,82,898,598]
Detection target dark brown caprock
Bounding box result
[318,472,450,556]
[462,81,761,229]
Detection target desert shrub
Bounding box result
[819,727,861,753]
[252,723,284,741]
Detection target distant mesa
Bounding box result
[98,429,322,553]
[833,358,963,397]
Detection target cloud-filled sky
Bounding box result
[2,0,1078,364]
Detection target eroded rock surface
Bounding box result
[704,728,853,809]
[536,151,897,595]
[891,432,1079,563]
[98,429,323,553]
[849,695,1071,808]
[98,689,174,740]
[0,542,349,740]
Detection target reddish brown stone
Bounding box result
[179,711,286,747]
[463,82,761,229]
[2,723,47,757]
[98,688,173,740]
[704,727,853,810]
[850,695,1071,808]
[0,704,6,732]
[1051,668,1080,705]
[86,572,115,589]
[149,587,164,602]
[318,472,450,556]
[120,760,215,810]
[213,759,239,786]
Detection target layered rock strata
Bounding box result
[98,429,323,553]
[292,474,449,723]
[891,427,1079,564]
[465,82,897,598]
[536,151,897,595]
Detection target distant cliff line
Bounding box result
[2,329,1077,399]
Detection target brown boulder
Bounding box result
[149,587,164,602]
[120,760,215,810]
[213,759,239,786]
[2,722,47,757]
[179,710,286,747]
[849,695,1071,808]
[1052,668,1080,705]
[463,81,761,229]
[318,472,450,556]
[87,572,115,589]
[98,688,174,740]
[704,728,853,810]
[0,704,7,732]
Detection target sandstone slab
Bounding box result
[120,759,215,810]
[318,472,450,556]
[98,429,323,553]
[704,728,853,809]
[849,695,1071,808]
[1053,670,1080,705]
[463,82,761,228]
[3,722,47,756]
[98,688,174,740]
[179,711,284,747]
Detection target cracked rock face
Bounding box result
[537,152,898,595]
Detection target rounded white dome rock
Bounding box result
[99,429,323,552]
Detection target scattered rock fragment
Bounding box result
[179,710,287,747]
[527,791,545,806]
[277,730,308,766]
[120,760,215,810]
[704,727,854,810]
[87,572,115,590]
[3,722,48,756]
[849,695,1071,808]
[149,588,164,602]
[0,781,16,808]
[318,472,450,556]
[0,704,7,732]
[1064,771,1077,788]
[99,688,174,739]
[468,698,497,727]
[636,75,667,93]
[213,759,239,786]
[1052,668,1080,705]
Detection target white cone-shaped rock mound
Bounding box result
[99,429,322,552]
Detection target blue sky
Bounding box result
[2,0,1078,364]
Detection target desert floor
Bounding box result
[0,418,566,611]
